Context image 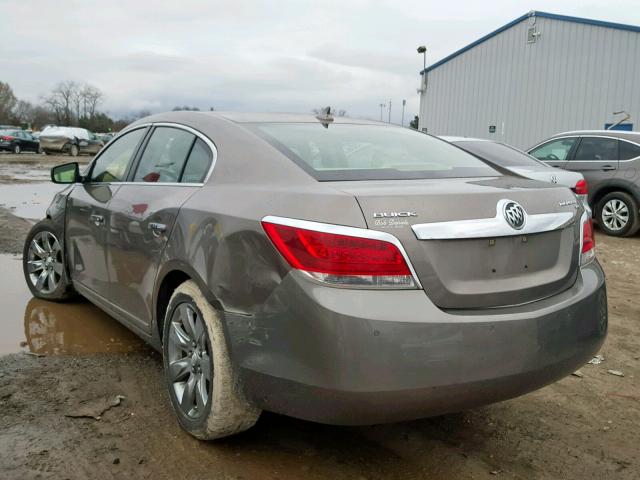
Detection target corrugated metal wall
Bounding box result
[419,16,640,149]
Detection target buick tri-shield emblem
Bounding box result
[503,201,526,230]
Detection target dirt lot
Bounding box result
[0,153,638,479]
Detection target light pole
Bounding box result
[388,100,392,123]
[417,45,427,77]
[379,103,386,121]
[401,99,406,126]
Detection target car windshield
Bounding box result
[455,141,547,168]
[252,123,500,181]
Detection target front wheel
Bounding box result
[69,144,79,157]
[596,191,640,237]
[22,220,76,301]
[162,280,260,439]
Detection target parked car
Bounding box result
[442,137,590,213]
[39,126,104,156]
[0,129,41,154]
[528,130,640,237]
[22,112,606,440]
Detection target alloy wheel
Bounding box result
[27,231,63,294]
[13,144,20,154]
[601,198,629,231]
[167,302,212,419]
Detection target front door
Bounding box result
[106,126,214,329]
[529,136,579,170]
[65,127,148,298]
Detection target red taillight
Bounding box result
[582,217,595,254]
[573,179,588,196]
[263,222,410,275]
[1,136,14,141]
[262,220,416,288]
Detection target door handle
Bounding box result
[552,165,561,168]
[601,165,615,171]
[149,222,167,237]
[89,214,104,227]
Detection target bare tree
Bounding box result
[80,84,103,118]
[42,81,77,125]
[312,107,347,117]
[0,81,17,124]
[12,100,34,123]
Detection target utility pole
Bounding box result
[379,103,386,121]
[401,99,406,126]
[388,100,392,123]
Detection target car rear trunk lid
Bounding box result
[330,177,582,309]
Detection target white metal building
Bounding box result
[418,11,640,149]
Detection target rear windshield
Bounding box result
[252,124,499,181]
[455,141,546,168]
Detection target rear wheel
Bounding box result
[69,144,79,157]
[596,191,640,237]
[162,280,260,439]
[13,144,20,154]
[22,220,75,301]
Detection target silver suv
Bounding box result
[529,130,640,236]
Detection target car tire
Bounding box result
[13,144,20,154]
[22,220,76,301]
[69,144,79,157]
[596,191,640,237]
[162,280,260,440]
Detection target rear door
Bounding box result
[564,136,619,189]
[66,127,148,298]
[529,136,579,169]
[105,125,215,330]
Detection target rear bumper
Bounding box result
[226,262,607,425]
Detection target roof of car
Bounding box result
[548,130,640,142]
[440,136,489,143]
[211,111,386,125]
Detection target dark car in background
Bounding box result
[22,111,606,440]
[0,129,40,154]
[529,130,640,236]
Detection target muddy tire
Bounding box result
[69,144,79,157]
[162,280,260,439]
[13,144,20,154]
[22,220,76,301]
[596,191,640,237]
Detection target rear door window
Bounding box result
[529,138,577,161]
[181,138,213,183]
[620,141,640,160]
[90,128,146,182]
[133,127,195,183]
[573,137,618,161]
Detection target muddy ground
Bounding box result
[0,153,638,479]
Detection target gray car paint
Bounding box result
[42,111,607,425]
[528,130,640,209]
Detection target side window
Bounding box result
[181,138,213,183]
[573,137,618,161]
[529,138,577,161]
[90,128,146,182]
[620,141,640,160]
[133,127,194,183]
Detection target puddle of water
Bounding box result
[0,254,149,356]
[0,164,51,182]
[0,182,64,219]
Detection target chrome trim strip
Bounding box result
[411,199,575,240]
[261,215,422,289]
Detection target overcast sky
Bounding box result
[2,0,640,124]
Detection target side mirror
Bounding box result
[51,162,80,184]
